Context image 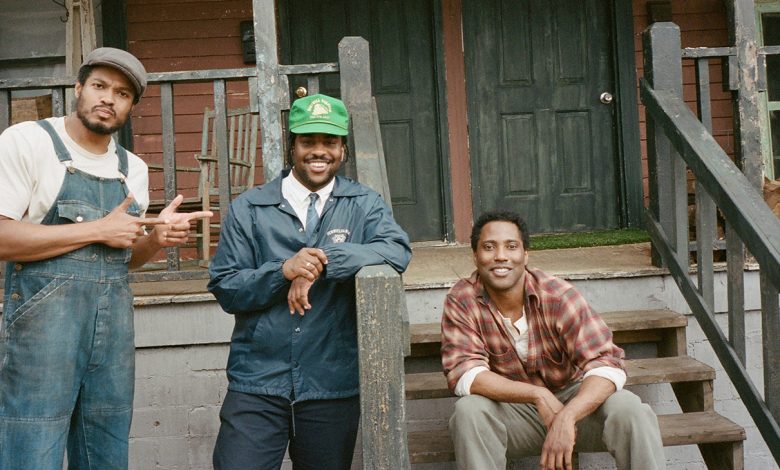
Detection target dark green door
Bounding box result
[280,0,445,241]
[464,0,619,233]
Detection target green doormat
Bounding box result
[529,228,650,251]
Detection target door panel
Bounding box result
[464,0,618,233]
[280,0,445,241]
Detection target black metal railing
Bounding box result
[642,22,780,465]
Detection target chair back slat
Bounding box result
[196,106,258,198]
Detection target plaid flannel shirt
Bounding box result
[441,268,624,393]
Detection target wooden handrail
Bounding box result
[642,22,780,465]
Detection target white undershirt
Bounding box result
[281,170,334,229]
[0,117,149,223]
[454,311,627,396]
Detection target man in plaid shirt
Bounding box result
[441,211,665,470]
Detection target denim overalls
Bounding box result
[0,120,139,469]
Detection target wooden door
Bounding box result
[280,0,445,241]
[464,0,619,233]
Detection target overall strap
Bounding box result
[115,142,129,178]
[36,120,71,163]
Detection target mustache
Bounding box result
[93,105,116,116]
[304,156,333,163]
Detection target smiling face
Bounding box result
[290,133,345,192]
[74,65,135,135]
[473,220,529,297]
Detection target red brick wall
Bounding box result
[126,0,260,201]
[633,0,733,203]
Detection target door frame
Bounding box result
[612,0,643,228]
[432,0,457,242]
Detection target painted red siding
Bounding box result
[127,0,260,202]
[633,0,733,204]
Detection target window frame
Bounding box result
[757,1,780,179]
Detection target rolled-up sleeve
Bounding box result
[557,287,625,373]
[441,293,491,392]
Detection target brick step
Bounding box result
[405,355,715,400]
[409,309,688,358]
[407,411,745,465]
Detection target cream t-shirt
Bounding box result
[0,117,149,223]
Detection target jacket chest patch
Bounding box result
[326,228,350,243]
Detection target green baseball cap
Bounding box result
[289,94,349,136]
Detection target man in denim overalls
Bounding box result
[0,48,211,469]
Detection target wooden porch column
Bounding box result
[643,22,688,269]
[725,0,764,190]
[252,0,286,181]
[442,0,473,243]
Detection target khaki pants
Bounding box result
[449,383,666,470]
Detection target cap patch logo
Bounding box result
[308,98,332,118]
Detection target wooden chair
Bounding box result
[148,106,259,265]
[195,106,259,264]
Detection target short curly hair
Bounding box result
[470,210,530,252]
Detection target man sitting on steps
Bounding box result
[441,210,666,470]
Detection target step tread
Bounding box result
[406,356,715,400]
[410,309,687,345]
[408,411,744,464]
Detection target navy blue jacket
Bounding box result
[208,171,412,401]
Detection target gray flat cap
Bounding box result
[81,47,148,100]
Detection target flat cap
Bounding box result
[81,47,147,101]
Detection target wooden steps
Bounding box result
[407,411,745,465]
[404,309,745,469]
[406,355,715,400]
[409,309,689,358]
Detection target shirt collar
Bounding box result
[283,170,335,204]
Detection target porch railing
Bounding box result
[642,22,780,465]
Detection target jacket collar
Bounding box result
[244,169,370,206]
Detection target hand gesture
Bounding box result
[101,194,168,248]
[282,248,328,281]
[288,276,315,315]
[149,194,214,247]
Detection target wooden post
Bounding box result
[694,58,716,311]
[355,265,410,470]
[338,37,393,206]
[213,80,231,222]
[0,90,10,133]
[642,23,687,269]
[726,0,764,191]
[160,82,180,270]
[761,271,780,423]
[65,0,97,112]
[252,0,285,182]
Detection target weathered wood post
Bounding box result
[252,0,286,181]
[338,37,393,206]
[726,0,764,191]
[355,265,410,470]
[160,82,180,270]
[642,23,688,269]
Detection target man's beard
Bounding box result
[76,105,128,135]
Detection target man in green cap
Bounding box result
[208,93,411,469]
